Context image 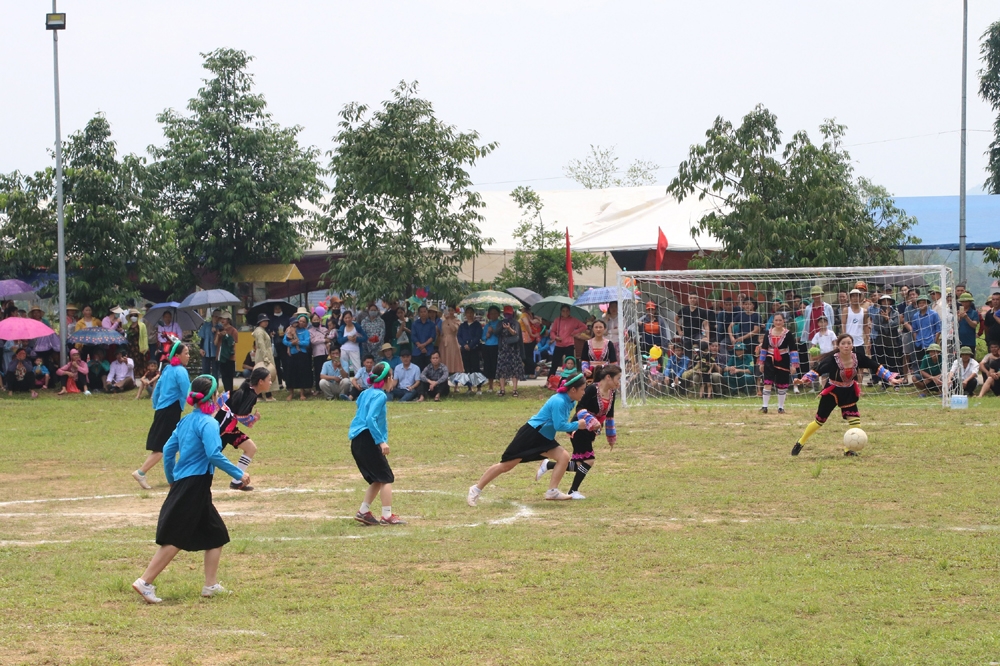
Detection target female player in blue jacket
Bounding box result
[132,341,191,489]
[468,371,589,506]
[132,375,249,604]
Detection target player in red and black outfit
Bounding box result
[792,333,901,457]
[759,313,798,414]
[214,366,272,490]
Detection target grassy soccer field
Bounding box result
[1,389,1000,665]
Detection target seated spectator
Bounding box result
[546,355,579,390]
[418,351,450,402]
[56,348,90,395]
[664,343,690,391]
[708,339,728,371]
[135,361,159,400]
[724,343,755,396]
[106,348,136,393]
[949,346,979,397]
[683,342,721,398]
[979,342,1000,398]
[349,355,376,401]
[389,350,422,402]
[912,343,942,396]
[33,355,51,390]
[319,349,352,401]
[241,351,254,379]
[5,347,38,398]
[88,349,111,392]
[380,342,402,370]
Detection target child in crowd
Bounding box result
[132,342,190,489]
[33,357,50,390]
[810,316,837,354]
[135,361,160,400]
[215,366,272,491]
[546,356,578,390]
[468,372,589,506]
[132,374,249,604]
[349,362,405,526]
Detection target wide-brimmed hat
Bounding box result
[916,294,930,303]
[879,294,895,304]
[959,292,974,302]
[809,286,823,296]
[256,313,271,324]
[427,305,440,314]
[28,305,43,315]
[929,285,942,294]
[127,308,140,316]
[110,306,124,314]
[66,304,79,312]
[960,346,974,355]
[849,288,863,296]
[380,342,394,352]
[293,307,310,320]
[926,343,942,352]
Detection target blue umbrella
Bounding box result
[573,286,638,306]
[144,302,205,331]
[178,289,241,311]
[67,327,127,346]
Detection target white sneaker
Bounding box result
[544,488,572,501]
[201,583,227,598]
[535,460,549,482]
[132,470,152,490]
[467,485,481,507]
[84,390,92,396]
[132,578,162,604]
[569,491,586,500]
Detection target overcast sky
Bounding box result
[2,1,997,196]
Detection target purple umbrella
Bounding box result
[0,279,35,300]
[0,317,56,340]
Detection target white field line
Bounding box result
[0,486,359,508]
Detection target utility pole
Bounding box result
[959,0,968,284]
[46,4,68,365]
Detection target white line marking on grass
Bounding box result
[0,493,154,507]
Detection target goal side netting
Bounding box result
[616,266,962,408]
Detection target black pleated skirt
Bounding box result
[146,404,182,452]
[500,423,558,463]
[155,473,230,552]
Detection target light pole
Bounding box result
[959,0,968,285]
[46,5,67,366]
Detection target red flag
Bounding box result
[656,227,668,269]
[565,227,574,296]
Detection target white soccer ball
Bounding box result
[844,427,868,452]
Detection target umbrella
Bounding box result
[506,287,543,307]
[67,327,127,346]
[458,290,522,311]
[178,289,241,311]
[531,295,590,323]
[0,317,56,340]
[574,286,638,306]
[247,299,296,323]
[0,279,36,300]
[144,302,205,331]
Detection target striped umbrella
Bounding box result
[67,328,128,346]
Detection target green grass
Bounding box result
[1,389,1000,665]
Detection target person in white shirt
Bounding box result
[841,289,871,355]
[810,316,837,354]
[106,348,135,393]
[950,346,979,396]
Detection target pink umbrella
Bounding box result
[0,317,57,340]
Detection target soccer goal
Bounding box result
[616,265,962,408]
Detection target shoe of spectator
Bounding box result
[379,514,406,525]
[544,488,572,501]
[535,460,549,482]
[354,511,379,526]
[132,578,162,604]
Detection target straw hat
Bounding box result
[380,342,394,352]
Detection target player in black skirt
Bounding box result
[132,342,191,490]
[537,365,620,499]
[467,372,590,506]
[132,375,249,604]
[759,313,798,414]
[214,366,272,491]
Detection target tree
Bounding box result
[149,48,323,289]
[0,114,179,311]
[979,20,1000,194]
[564,145,659,189]
[667,105,918,269]
[317,81,496,306]
[493,186,604,296]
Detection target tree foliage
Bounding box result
[0,114,178,310]
[149,48,323,289]
[317,81,496,306]
[564,145,659,189]
[979,20,1000,194]
[667,105,919,269]
[493,186,604,296]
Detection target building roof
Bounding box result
[896,195,1000,250]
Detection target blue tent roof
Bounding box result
[895,195,1000,250]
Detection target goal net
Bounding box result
[617,266,962,408]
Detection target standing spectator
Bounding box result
[800,286,834,361]
[155,311,183,361]
[841,289,871,357]
[715,297,736,352]
[198,309,222,379]
[388,306,409,354]
[519,305,541,379]
[214,311,238,393]
[75,305,102,360]
[900,288,920,379]
[417,351,450,402]
[267,303,291,390]
[457,306,483,376]
[124,309,149,371]
[427,305,443,345]
[389,350,422,402]
[251,314,276,401]
[438,305,464,374]
[580,319,617,379]
[548,305,587,377]
[380,300,399,340]
[676,293,711,355]
[101,306,123,332]
[337,310,362,375]
[107,348,136,393]
[410,305,437,371]
[5,347,37,398]
[283,312,312,401]
[481,306,502,391]
[64,303,79,330]
[956,292,980,353]
[833,291,850,334]
[319,349,351,400]
[496,306,525,397]
[871,294,903,383]
[639,301,670,356]
[728,298,761,350]
[309,312,328,394]
[359,304,386,359]
[903,294,941,365]
[950,346,979,397]
[982,292,1000,349]
[912,343,942,396]
[603,301,620,343]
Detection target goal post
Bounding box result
[616,265,960,408]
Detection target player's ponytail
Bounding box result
[186,374,218,414]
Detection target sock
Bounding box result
[382,506,392,518]
[762,386,771,408]
[777,388,787,410]
[546,460,577,472]
[135,470,146,476]
[569,461,591,493]
[847,417,861,427]
[360,501,371,514]
[798,420,822,444]
[237,454,252,472]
